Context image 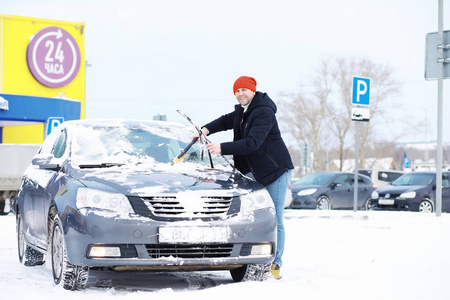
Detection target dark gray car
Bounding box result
[14,119,276,290]
[289,172,375,210]
[369,171,450,212]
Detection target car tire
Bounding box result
[364,198,373,211]
[17,212,45,266]
[51,217,89,290]
[230,263,271,282]
[0,198,7,215]
[418,199,434,213]
[316,196,331,210]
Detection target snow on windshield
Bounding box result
[69,120,232,170]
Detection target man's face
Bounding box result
[235,88,255,106]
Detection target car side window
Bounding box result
[39,128,62,154]
[334,175,350,187]
[358,176,366,185]
[443,173,450,188]
[379,171,403,182]
[52,130,67,158]
[348,175,364,186]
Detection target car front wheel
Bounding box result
[364,198,373,210]
[316,196,331,210]
[51,217,89,290]
[230,263,271,282]
[419,200,434,213]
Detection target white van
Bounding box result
[359,169,404,188]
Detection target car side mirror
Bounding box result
[32,153,60,170]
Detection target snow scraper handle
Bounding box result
[172,137,199,164]
[176,109,235,170]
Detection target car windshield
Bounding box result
[69,121,232,170]
[295,173,336,185]
[391,173,434,186]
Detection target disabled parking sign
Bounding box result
[352,77,370,106]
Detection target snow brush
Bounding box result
[176,109,236,170]
[172,137,198,164]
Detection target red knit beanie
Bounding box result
[233,76,257,93]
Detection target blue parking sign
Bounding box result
[403,157,410,169]
[352,77,370,106]
[46,117,64,136]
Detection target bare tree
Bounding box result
[279,56,400,173]
[278,60,332,174]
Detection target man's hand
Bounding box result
[206,143,221,155]
[193,127,209,139]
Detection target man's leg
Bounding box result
[265,170,292,277]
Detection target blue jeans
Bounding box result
[265,170,292,267]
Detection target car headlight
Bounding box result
[297,188,317,196]
[240,189,274,212]
[399,191,416,199]
[76,188,134,214]
[371,191,379,199]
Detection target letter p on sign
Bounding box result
[352,77,370,106]
[46,117,64,136]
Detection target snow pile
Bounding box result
[0,210,449,299]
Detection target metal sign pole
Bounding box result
[353,121,359,212]
[351,76,370,212]
[436,0,444,216]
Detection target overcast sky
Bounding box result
[3,0,450,146]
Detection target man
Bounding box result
[198,76,294,279]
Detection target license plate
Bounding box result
[159,226,229,244]
[379,199,394,205]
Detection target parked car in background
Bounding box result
[358,169,404,188]
[289,172,376,210]
[369,171,450,213]
[14,119,277,290]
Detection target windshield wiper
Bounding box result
[79,163,125,169]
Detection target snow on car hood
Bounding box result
[73,162,254,197]
[376,184,426,194]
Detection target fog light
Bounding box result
[250,243,272,256]
[88,246,121,258]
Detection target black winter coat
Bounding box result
[203,92,294,186]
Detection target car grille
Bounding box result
[146,244,233,259]
[378,192,402,198]
[141,195,233,218]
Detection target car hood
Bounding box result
[377,184,425,195]
[70,164,259,196]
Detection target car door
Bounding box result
[441,172,450,212]
[330,174,352,208]
[354,175,373,207]
[21,128,66,249]
[347,174,369,208]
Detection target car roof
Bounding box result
[403,171,446,175]
[305,171,373,180]
[314,171,368,176]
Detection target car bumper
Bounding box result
[369,199,419,211]
[289,195,317,209]
[61,208,277,269]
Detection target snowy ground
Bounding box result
[1,209,449,300]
